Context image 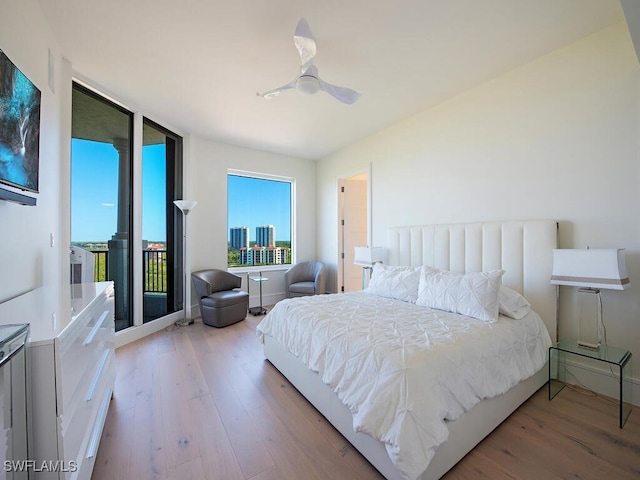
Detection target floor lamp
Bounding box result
[174,200,197,327]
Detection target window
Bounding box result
[227,171,293,269]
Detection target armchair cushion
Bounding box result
[201,290,247,309]
[288,281,316,296]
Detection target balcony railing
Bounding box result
[91,250,109,283]
[143,249,167,294]
[90,249,167,294]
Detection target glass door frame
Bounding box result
[71,82,135,330]
[136,117,183,325]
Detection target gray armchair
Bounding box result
[191,269,249,327]
[284,261,326,298]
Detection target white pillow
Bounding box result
[499,286,530,319]
[366,263,421,303]
[416,266,505,322]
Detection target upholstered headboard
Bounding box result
[388,219,558,342]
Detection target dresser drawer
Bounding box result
[58,348,114,479]
[67,384,113,480]
[56,291,114,414]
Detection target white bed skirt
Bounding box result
[263,333,548,480]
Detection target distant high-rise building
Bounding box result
[229,226,249,250]
[256,224,276,247]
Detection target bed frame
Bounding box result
[263,219,558,479]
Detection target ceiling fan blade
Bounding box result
[294,18,316,70]
[257,79,297,100]
[318,78,361,104]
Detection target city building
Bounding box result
[229,226,249,250]
[256,224,276,247]
[240,245,290,265]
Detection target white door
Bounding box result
[339,173,368,292]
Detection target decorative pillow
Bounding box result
[499,286,531,319]
[366,263,421,303]
[416,266,505,322]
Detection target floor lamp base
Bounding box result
[175,317,194,327]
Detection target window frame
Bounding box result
[71,82,135,331]
[227,168,295,274]
[141,116,184,323]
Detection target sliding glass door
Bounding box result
[142,119,183,322]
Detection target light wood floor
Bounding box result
[92,312,640,480]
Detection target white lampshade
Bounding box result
[173,200,197,214]
[354,246,386,266]
[551,248,630,290]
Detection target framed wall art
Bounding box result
[0,48,40,201]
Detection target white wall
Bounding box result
[318,22,640,394]
[0,0,71,302]
[189,136,316,305]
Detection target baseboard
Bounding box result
[115,311,181,349]
[561,356,639,407]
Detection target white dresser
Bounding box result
[0,282,115,479]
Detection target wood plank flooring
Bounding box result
[92,312,640,480]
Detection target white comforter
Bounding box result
[256,291,551,480]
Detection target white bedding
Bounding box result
[256,291,551,480]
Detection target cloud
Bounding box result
[101,203,115,207]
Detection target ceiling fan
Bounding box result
[257,18,361,104]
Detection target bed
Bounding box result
[257,219,558,480]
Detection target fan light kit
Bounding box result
[257,18,360,104]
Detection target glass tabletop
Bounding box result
[248,275,269,282]
[552,338,631,366]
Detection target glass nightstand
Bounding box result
[549,339,633,428]
[248,273,268,315]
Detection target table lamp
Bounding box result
[354,246,386,289]
[551,248,629,350]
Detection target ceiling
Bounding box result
[36,0,625,160]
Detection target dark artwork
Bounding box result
[0,49,40,193]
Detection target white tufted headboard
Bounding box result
[388,219,558,342]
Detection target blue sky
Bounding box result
[227,174,291,242]
[71,140,291,243]
[71,139,167,242]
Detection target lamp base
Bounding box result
[578,287,601,351]
[577,339,601,350]
[175,318,194,327]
